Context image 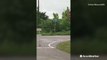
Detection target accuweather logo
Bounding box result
[80,55,99,58]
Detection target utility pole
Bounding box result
[37,0,41,47]
[38,0,39,15]
[37,0,39,27]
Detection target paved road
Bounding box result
[37,35,70,60]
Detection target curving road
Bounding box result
[37,35,71,60]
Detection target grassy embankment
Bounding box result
[56,41,70,53]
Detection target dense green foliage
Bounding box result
[38,7,70,35]
[36,7,48,28]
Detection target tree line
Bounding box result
[37,7,70,33]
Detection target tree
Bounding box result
[52,13,60,32]
[61,7,70,31]
[42,19,53,32]
[36,8,48,28]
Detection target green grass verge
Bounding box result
[56,41,70,53]
[41,31,70,36]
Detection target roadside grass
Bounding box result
[56,41,70,53]
[41,31,70,36]
[0,40,36,56]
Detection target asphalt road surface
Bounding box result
[37,35,71,60]
[37,35,107,60]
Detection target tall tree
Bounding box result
[61,7,70,31]
[52,13,60,32]
[36,10,48,28]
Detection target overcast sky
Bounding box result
[37,0,70,19]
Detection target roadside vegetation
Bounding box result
[56,41,70,53]
[37,7,70,35]
[41,31,70,36]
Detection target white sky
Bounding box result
[37,0,70,19]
